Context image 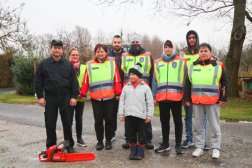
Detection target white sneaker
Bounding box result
[111,136,116,141]
[212,149,220,159]
[192,148,203,157]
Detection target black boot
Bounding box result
[135,144,145,160]
[122,141,130,149]
[96,141,104,150]
[175,144,183,154]
[105,141,112,150]
[129,143,137,160]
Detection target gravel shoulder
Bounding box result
[0,102,252,168]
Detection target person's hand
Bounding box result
[70,98,77,106]
[77,94,81,99]
[81,97,87,101]
[154,99,158,106]
[185,102,190,107]
[145,118,150,123]
[219,102,225,106]
[120,117,124,122]
[38,98,46,107]
[116,96,120,100]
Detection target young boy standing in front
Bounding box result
[119,63,154,160]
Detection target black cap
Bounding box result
[51,40,63,47]
[129,63,142,78]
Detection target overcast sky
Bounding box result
[4,0,236,49]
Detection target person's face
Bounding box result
[95,47,107,60]
[68,50,79,62]
[164,45,173,56]
[112,38,122,51]
[131,41,140,45]
[50,45,63,57]
[199,47,212,60]
[129,72,140,83]
[188,34,197,47]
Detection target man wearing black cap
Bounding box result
[35,40,79,153]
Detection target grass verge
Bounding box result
[0,92,38,104]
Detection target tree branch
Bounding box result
[245,10,252,23]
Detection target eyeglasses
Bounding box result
[188,37,196,40]
[71,54,79,57]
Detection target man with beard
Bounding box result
[120,34,154,149]
[107,35,125,141]
[35,40,79,153]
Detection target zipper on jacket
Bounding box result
[57,61,61,98]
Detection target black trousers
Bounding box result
[112,99,119,137]
[70,101,85,139]
[91,98,115,142]
[44,96,74,149]
[126,116,146,145]
[125,120,152,142]
[159,101,183,145]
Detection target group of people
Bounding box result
[34,30,228,161]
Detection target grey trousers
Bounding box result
[193,104,221,149]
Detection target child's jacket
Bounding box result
[118,81,154,120]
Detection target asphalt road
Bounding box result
[0,102,252,168]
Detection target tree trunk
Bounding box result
[225,0,246,98]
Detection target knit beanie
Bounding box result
[129,63,142,78]
[130,35,142,45]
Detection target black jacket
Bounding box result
[107,48,125,87]
[34,56,79,99]
[184,58,229,103]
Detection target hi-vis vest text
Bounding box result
[154,56,186,101]
[87,57,116,100]
[121,52,151,86]
[188,61,222,104]
[179,51,199,67]
[77,64,86,102]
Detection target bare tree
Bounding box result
[0,1,32,52]
[92,0,252,97]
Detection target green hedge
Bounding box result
[11,55,42,95]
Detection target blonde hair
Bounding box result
[68,48,79,56]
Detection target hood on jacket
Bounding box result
[163,40,177,57]
[185,30,199,54]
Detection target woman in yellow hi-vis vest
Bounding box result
[184,43,228,159]
[152,40,187,154]
[80,44,122,151]
[68,48,87,147]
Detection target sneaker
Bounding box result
[67,146,77,153]
[203,143,209,150]
[96,141,104,150]
[155,143,171,153]
[175,144,183,154]
[105,141,112,150]
[76,138,87,147]
[182,140,194,149]
[111,136,116,142]
[145,142,154,149]
[212,149,220,159]
[122,141,130,149]
[192,148,203,157]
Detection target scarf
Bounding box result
[71,61,80,70]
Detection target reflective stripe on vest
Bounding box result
[189,61,222,104]
[77,64,86,102]
[87,57,115,100]
[122,52,151,86]
[180,51,199,67]
[154,56,186,101]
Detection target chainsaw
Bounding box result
[39,140,95,162]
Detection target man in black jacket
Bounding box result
[35,40,79,153]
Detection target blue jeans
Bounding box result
[184,104,207,141]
